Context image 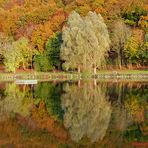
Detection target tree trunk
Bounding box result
[117,48,122,69]
[93,65,96,74]
[93,79,97,87]
[78,66,81,73]
[118,83,122,105]
[23,63,26,70]
[78,80,81,87]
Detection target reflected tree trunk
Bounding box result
[93,65,96,74]
[78,66,81,73]
[118,83,122,105]
[78,80,81,88]
[93,79,97,87]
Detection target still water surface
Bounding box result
[0,80,147,147]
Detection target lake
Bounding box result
[0,80,147,147]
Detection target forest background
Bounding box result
[0,0,147,73]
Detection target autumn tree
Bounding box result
[125,36,141,67]
[60,11,110,73]
[139,41,148,66]
[111,20,131,68]
[104,0,147,18]
[123,7,147,27]
[33,33,62,71]
[31,9,66,52]
[0,33,13,64]
[0,0,147,70]
[15,37,34,69]
[124,29,147,67]
[3,37,33,72]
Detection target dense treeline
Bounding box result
[0,0,147,73]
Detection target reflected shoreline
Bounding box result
[0,71,148,82]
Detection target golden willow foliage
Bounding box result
[61,81,112,142]
[60,11,110,73]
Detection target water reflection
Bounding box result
[61,81,112,142]
[34,82,64,120]
[0,81,147,147]
[106,82,148,146]
[0,83,32,119]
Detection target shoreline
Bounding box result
[0,70,148,81]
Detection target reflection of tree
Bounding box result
[106,82,148,146]
[0,83,32,118]
[125,96,145,123]
[29,101,68,141]
[34,82,63,120]
[124,89,148,140]
[61,82,112,142]
[121,83,148,124]
[106,82,148,128]
[123,93,148,142]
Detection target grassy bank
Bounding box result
[0,70,148,82]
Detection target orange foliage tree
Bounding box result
[31,9,66,52]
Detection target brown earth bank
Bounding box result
[0,65,148,73]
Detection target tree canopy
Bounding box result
[0,0,147,72]
[60,11,110,73]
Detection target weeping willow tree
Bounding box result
[61,81,112,142]
[60,11,110,73]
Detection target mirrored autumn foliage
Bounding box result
[0,81,147,147]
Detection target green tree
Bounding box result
[124,35,148,67]
[60,11,110,73]
[33,33,62,72]
[46,33,62,70]
[3,37,33,72]
[3,44,23,72]
[33,54,53,72]
[14,37,34,69]
[139,42,148,66]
